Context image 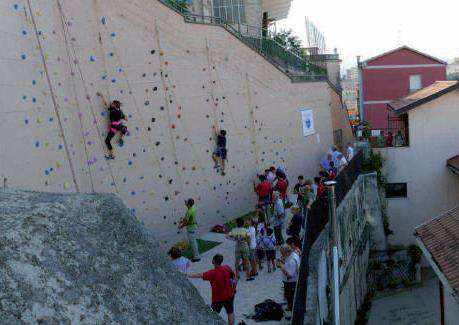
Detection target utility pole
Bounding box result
[325,180,340,325]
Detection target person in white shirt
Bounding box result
[168,247,192,274]
[265,167,276,184]
[346,143,354,161]
[272,191,285,246]
[280,237,301,316]
[337,153,348,172]
[247,219,258,277]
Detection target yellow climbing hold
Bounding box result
[63,181,70,190]
[56,161,62,168]
[37,117,43,123]
[44,141,49,148]
[149,190,155,196]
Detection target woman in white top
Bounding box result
[168,247,192,274]
[247,219,258,277]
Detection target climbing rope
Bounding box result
[26,0,80,192]
[56,0,95,193]
[56,0,120,194]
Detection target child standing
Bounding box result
[262,228,276,273]
[168,247,192,274]
[255,226,265,271]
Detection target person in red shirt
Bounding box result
[274,172,288,202]
[188,254,236,325]
[254,174,272,207]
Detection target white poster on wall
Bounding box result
[300,109,315,137]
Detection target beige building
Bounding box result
[189,0,292,32]
[447,58,459,80]
[376,81,459,245]
[0,0,352,245]
[415,207,459,325]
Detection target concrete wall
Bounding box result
[376,90,459,246]
[444,289,459,325]
[0,0,335,245]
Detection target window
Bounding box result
[385,183,407,198]
[213,0,246,24]
[409,75,422,92]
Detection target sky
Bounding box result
[277,0,459,73]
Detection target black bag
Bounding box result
[251,299,284,322]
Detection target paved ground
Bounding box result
[188,207,297,324]
[368,270,440,325]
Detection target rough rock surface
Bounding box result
[0,190,223,324]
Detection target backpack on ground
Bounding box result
[250,299,284,322]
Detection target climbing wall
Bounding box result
[0,0,336,245]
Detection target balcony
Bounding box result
[358,112,409,148]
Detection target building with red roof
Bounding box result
[359,46,447,131]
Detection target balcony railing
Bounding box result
[157,0,329,81]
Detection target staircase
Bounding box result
[158,0,330,82]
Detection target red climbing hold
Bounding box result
[171,124,176,129]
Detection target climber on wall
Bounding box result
[212,126,227,176]
[96,92,128,160]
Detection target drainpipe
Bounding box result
[325,180,340,325]
[357,56,364,123]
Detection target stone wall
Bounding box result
[0,0,337,245]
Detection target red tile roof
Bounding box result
[415,207,459,295]
[447,155,459,173]
[388,81,459,114]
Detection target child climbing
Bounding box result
[212,126,227,175]
[96,92,128,160]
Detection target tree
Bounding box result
[273,30,303,55]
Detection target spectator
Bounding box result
[254,175,272,209]
[346,142,354,160]
[294,175,305,205]
[178,198,200,262]
[337,153,348,172]
[327,161,337,180]
[280,237,301,316]
[394,130,405,147]
[314,176,325,199]
[272,191,285,246]
[265,168,275,185]
[247,219,258,277]
[227,218,254,281]
[321,153,333,171]
[255,224,265,271]
[274,171,288,203]
[299,180,314,227]
[262,227,276,273]
[287,206,303,239]
[386,132,393,147]
[188,254,237,325]
[168,247,191,274]
[331,146,341,165]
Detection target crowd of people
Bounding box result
[168,144,355,324]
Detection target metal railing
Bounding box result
[156,0,329,80]
[292,150,364,324]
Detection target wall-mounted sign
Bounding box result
[300,109,315,137]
